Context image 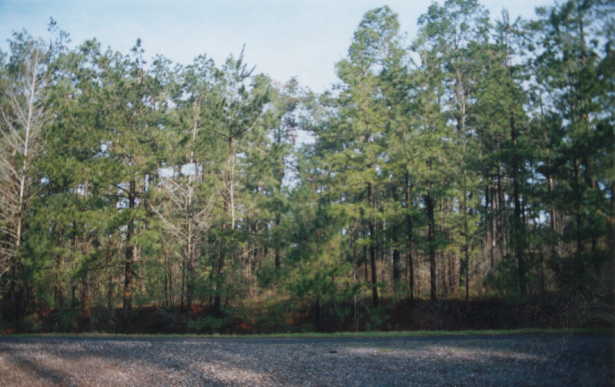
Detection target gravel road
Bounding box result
[0,334,612,386]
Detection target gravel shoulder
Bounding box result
[0,333,613,386]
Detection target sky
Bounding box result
[1,0,551,92]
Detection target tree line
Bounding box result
[1,0,613,331]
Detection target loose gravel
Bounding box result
[0,334,612,386]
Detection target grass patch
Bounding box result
[3,327,611,340]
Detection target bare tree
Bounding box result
[152,98,217,311]
[0,37,51,278]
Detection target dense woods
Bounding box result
[1,0,613,333]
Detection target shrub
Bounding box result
[187,315,228,333]
[41,308,79,332]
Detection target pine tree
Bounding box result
[0,24,67,323]
[331,6,404,306]
[530,0,614,295]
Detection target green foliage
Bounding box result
[187,315,229,333]
[0,0,613,333]
[365,306,389,331]
[41,309,80,332]
[485,257,524,298]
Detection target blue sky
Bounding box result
[1,0,550,92]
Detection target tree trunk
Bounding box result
[214,136,236,314]
[106,252,114,312]
[367,183,379,307]
[425,193,437,301]
[274,213,281,270]
[54,251,64,309]
[122,179,136,319]
[510,111,526,297]
[461,178,470,301]
[391,185,401,296]
[80,272,91,331]
[405,172,414,301]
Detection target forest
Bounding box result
[0,0,613,334]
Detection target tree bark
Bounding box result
[510,110,526,297]
[425,193,437,301]
[367,182,378,307]
[122,179,136,319]
[404,172,414,301]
